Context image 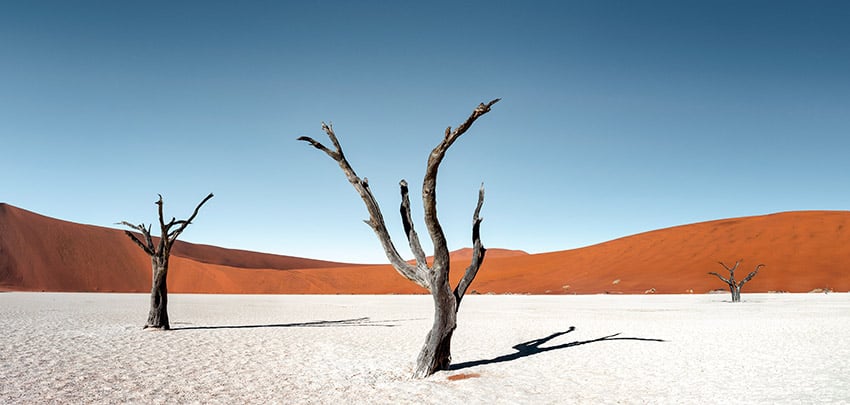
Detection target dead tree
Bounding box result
[120,193,214,329]
[299,98,499,378]
[708,259,764,302]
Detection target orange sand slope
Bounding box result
[1,202,849,294]
[0,203,358,293]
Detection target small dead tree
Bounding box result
[120,193,214,329]
[299,98,499,378]
[708,259,764,302]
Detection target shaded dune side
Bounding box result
[170,240,360,270]
[0,203,362,293]
[166,248,529,294]
[0,203,150,292]
[166,259,424,294]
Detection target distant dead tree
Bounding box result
[708,259,764,303]
[299,98,499,378]
[120,193,214,329]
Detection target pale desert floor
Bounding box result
[1,292,848,404]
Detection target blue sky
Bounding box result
[2,1,849,263]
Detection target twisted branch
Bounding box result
[299,125,427,289]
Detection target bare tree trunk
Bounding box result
[145,257,170,329]
[120,193,213,330]
[730,285,741,303]
[709,260,763,303]
[300,99,498,378]
[414,284,458,378]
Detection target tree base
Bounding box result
[413,327,454,378]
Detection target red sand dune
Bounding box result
[1,202,849,294]
[472,211,850,294]
[0,203,357,293]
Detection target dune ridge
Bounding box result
[470,211,850,294]
[0,203,362,293]
[1,203,848,294]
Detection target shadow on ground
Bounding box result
[450,327,666,370]
[171,317,409,331]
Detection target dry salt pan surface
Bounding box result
[1,293,849,404]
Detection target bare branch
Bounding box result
[167,229,181,241]
[708,271,732,285]
[118,221,155,256]
[297,122,346,161]
[123,230,155,256]
[143,224,154,252]
[471,183,485,238]
[302,99,499,378]
[711,259,761,302]
[321,122,345,159]
[297,136,339,160]
[455,183,487,303]
[399,179,428,268]
[738,264,764,287]
[717,259,742,286]
[423,99,500,271]
[185,193,215,225]
[156,194,166,231]
[717,260,741,274]
[155,195,167,253]
[117,221,145,233]
[122,193,212,330]
[301,124,428,289]
[167,193,214,244]
[445,99,501,148]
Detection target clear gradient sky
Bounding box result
[2,1,849,263]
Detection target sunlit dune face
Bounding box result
[2,204,848,294]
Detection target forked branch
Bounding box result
[709,259,742,285]
[739,264,764,287]
[120,193,214,257]
[299,99,499,294]
[166,193,214,243]
[300,98,499,379]
[709,259,764,302]
[119,222,155,256]
[718,259,741,274]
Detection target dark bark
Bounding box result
[709,260,764,303]
[120,193,213,330]
[414,284,459,377]
[300,98,499,377]
[146,257,169,329]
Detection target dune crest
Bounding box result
[1,203,848,293]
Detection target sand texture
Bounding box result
[1,292,848,404]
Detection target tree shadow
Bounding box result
[449,327,666,371]
[171,317,403,331]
